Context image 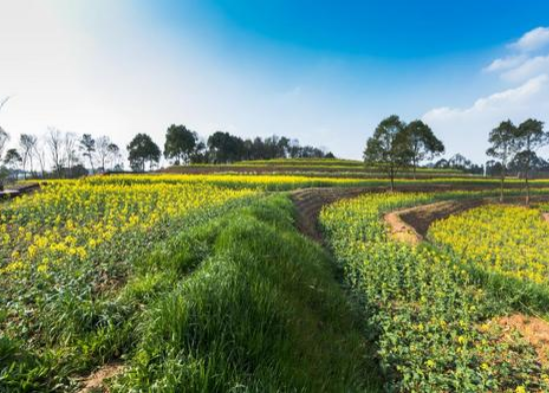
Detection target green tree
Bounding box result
[364,115,412,191]
[515,118,548,204]
[79,133,96,172]
[207,131,245,163]
[164,124,197,165]
[4,148,22,181]
[404,120,445,178]
[486,120,517,202]
[127,133,161,172]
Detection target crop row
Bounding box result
[320,193,548,392]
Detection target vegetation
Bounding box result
[111,195,380,392]
[127,133,162,172]
[364,116,446,190]
[320,192,549,392]
[0,177,389,391]
[429,204,549,312]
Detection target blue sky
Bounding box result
[2,0,549,163]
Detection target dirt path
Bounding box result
[78,363,124,393]
[290,187,371,243]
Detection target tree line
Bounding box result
[0,120,333,183]
[126,126,333,171]
[364,115,549,203]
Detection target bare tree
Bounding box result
[96,136,111,172]
[47,128,63,177]
[33,136,48,178]
[0,96,11,161]
[63,132,79,177]
[19,134,38,179]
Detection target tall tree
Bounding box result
[32,137,47,178]
[47,128,63,177]
[95,136,112,172]
[486,120,517,202]
[404,120,445,179]
[207,131,245,163]
[19,134,37,179]
[363,115,412,191]
[127,133,161,172]
[107,143,121,171]
[79,134,96,172]
[3,148,22,181]
[64,132,79,178]
[164,125,197,165]
[0,97,11,163]
[515,118,548,204]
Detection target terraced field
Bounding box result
[2,170,549,392]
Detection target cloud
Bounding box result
[511,27,549,52]
[501,54,549,82]
[484,55,527,73]
[423,75,549,161]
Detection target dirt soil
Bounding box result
[78,363,124,393]
[399,199,486,237]
[494,314,549,367]
[291,187,370,243]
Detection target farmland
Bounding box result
[1,167,549,392]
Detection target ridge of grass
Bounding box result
[109,195,382,392]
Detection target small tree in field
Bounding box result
[404,120,445,179]
[127,133,161,172]
[515,119,548,204]
[364,115,412,191]
[486,120,517,202]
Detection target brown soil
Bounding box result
[385,195,549,245]
[290,187,370,243]
[494,314,549,367]
[78,363,124,393]
[399,199,486,237]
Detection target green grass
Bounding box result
[111,195,382,392]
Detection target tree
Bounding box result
[3,148,22,180]
[79,134,96,172]
[207,131,245,163]
[486,120,517,202]
[364,115,412,191]
[107,143,121,171]
[0,97,11,164]
[63,132,79,178]
[19,134,37,179]
[95,136,112,172]
[163,125,197,165]
[404,120,444,179]
[33,137,47,178]
[127,133,161,172]
[515,119,548,204]
[47,128,63,177]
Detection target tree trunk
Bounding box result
[499,176,504,203]
[525,171,530,206]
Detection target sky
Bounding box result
[1,0,549,164]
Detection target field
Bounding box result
[2,164,549,392]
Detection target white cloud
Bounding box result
[423,75,549,161]
[501,54,549,82]
[511,27,549,52]
[484,55,527,73]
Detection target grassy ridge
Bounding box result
[107,195,382,392]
